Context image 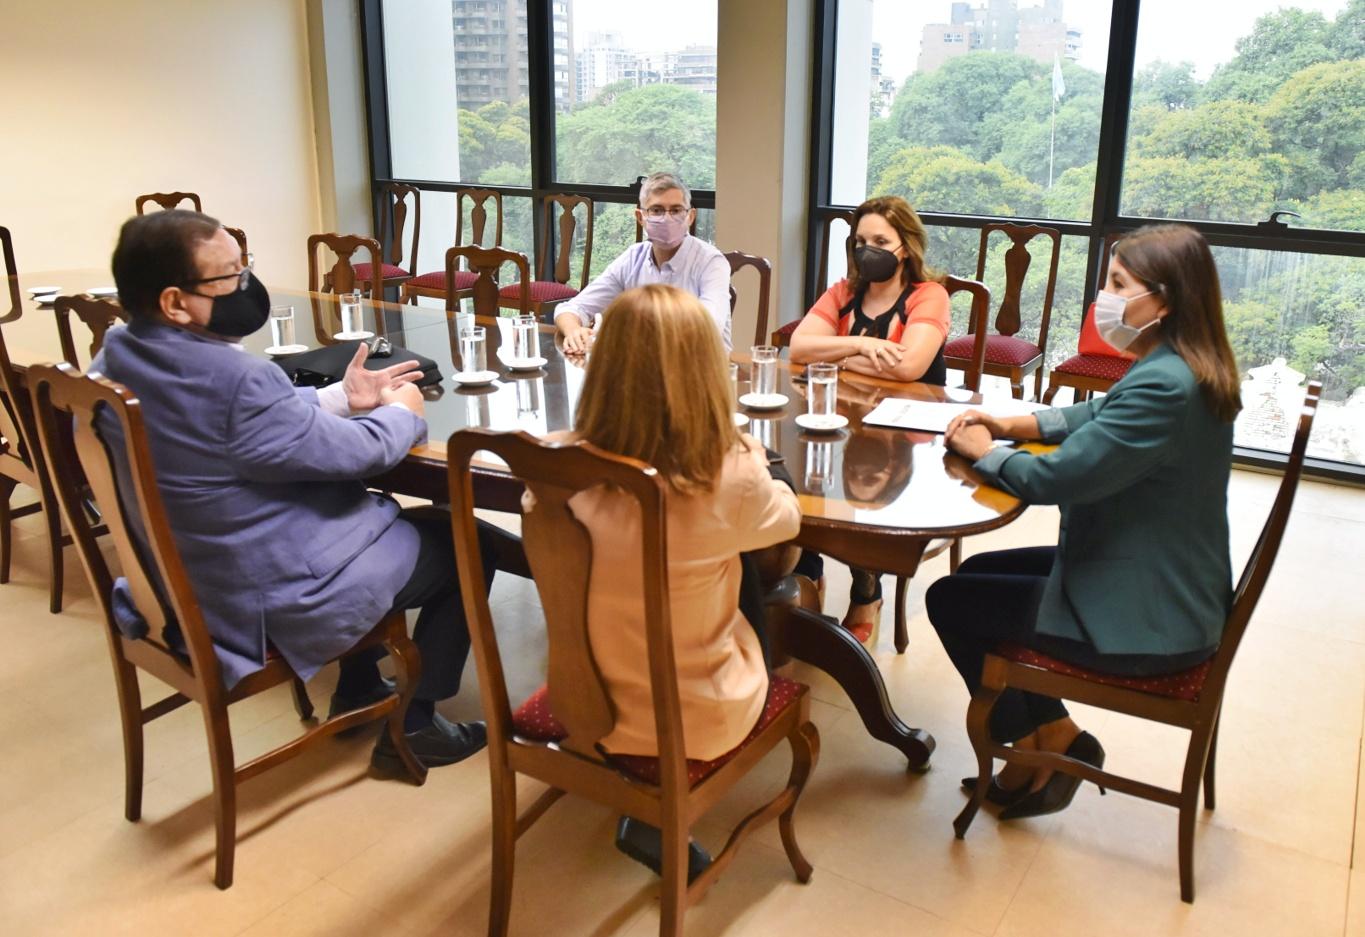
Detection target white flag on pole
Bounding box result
[1052,53,1066,101]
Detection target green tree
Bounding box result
[1201,8,1334,103]
[457,99,531,184]
[1132,60,1199,111]
[1135,101,1271,161]
[1265,60,1365,194]
[1328,0,1365,60]
[1121,155,1276,223]
[556,83,716,188]
[890,53,1041,161]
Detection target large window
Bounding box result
[814,0,1365,475]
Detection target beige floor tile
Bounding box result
[994,793,1348,937]
[1348,868,1365,937]
[237,878,410,937]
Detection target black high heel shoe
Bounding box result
[997,731,1106,821]
[960,774,1031,807]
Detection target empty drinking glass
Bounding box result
[804,438,834,491]
[459,326,486,374]
[268,305,295,349]
[512,315,540,361]
[456,310,475,338]
[751,345,778,397]
[339,292,362,335]
[807,363,838,418]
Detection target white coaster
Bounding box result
[264,344,309,356]
[739,392,789,411]
[732,411,749,427]
[795,413,849,433]
[87,287,118,297]
[452,370,499,386]
[502,355,547,371]
[333,330,375,341]
[26,286,60,297]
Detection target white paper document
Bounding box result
[861,396,1052,433]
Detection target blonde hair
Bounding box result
[576,284,740,494]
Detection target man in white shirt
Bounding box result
[556,172,732,353]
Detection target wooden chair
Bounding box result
[953,384,1322,903]
[307,233,383,343]
[497,194,594,322]
[54,294,128,368]
[223,226,250,268]
[403,187,505,307]
[943,223,1061,400]
[445,428,819,937]
[889,274,991,654]
[444,245,530,363]
[353,182,420,295]
[0,227,68,611]
[772,209,854,348]
[1042,234,1133,405]
[725,251,772,348]
[27,362,428,890]
[134,192,202,214]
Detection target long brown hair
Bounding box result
[575,284,741,494]
[846,195,940,293]
[1113,224,1242,422]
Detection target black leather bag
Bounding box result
[272,339,443,388]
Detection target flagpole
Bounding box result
[1049,93,1056,189]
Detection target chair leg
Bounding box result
[1042,382,1060,405]
[383,626,428,786]
[202,706,238,890]
[487,765,517,937]
[658,819,690,937]
[1203,715,1219,811]
[893,577,910,655]
[1009,376,1024,399]
[0,476,16,584]
[779,721,821,883]
[953,683,1002,839]
[43,496,64,614]
[949,538,962,573]
[1177,724,1214,904]
[1032,367,1044,402]
[290,677,314,721]
[114,659,146,822]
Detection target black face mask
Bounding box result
[203,270,271,338]
[853,245,901,284]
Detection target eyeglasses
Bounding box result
[181,268,251,292]
[642,206,690,219]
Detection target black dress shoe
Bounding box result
[327,676,397,721]
[614,817,712,884]
[997,731,1106,821]
[960,774,1031,806]
[371,712,488,773]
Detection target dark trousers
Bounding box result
[925,547,1212,743]
[341,508,526,703]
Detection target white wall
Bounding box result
[0,0,327,287]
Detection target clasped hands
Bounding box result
[943,409,1005,462]
[343,342,424,412]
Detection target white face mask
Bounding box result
[1094,288,1160,351]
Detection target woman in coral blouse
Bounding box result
[790,195,951,634]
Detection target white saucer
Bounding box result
[795,413,848,433]
[732,411,749,427]
[739,392,788,411]
[452,370,499,386]
[264,344,308,356]
[26,286,59,297]
[333,330,375,341]
[502,355,547,371]
[33,294,58,306]
[87,287,118,298]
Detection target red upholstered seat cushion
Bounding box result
[1076,301,1137,360]
[1049,353,1134,383]
[408,270,479,291]
[498,281,580,302]
[351,262,409,281]
[996,643,1215,702]
[511,675,808,787]
[775,320,800,337]
[944,334,1042,367]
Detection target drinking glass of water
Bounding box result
[806,363,838,419]
[459,326,486,374]
[339,292,362,335]
[512,315,540,361]
[751,345,778,397]
[268,305,295,349]
[729,362,740,407]
[804,438,834,491]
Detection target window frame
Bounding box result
[806,0,1365,483]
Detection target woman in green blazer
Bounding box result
[928,224,1244,820]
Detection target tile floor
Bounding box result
[0,468,1361,936]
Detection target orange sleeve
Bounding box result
[903,281,950,341]
[807,280,853,333]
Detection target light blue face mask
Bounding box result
[1094,288,1160,351]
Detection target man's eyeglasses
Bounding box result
[181,268,251,292]
[642,206,690,219]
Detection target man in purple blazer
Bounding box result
[93,210,505,772]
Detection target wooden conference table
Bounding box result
[5,271,1035,769]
